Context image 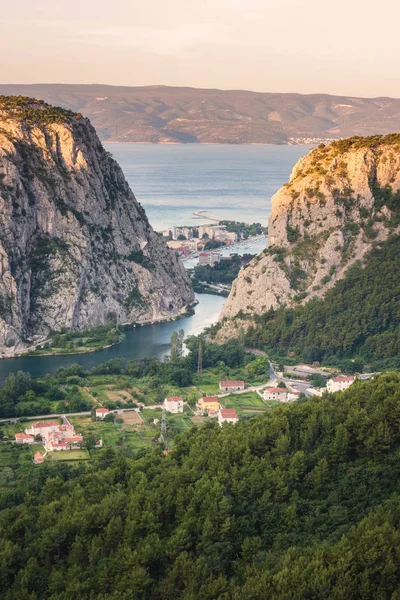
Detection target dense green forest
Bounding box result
[1,373,400,598]
[243,234,400,370]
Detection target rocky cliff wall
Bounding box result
[218,135,400,338]
[0,97,194,352]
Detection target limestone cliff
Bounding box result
[0,96,194,352]
[218,135,400,337]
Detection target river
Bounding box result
[0,294,225,384]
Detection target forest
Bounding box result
[244,234,400,370]
[0,373,400,598]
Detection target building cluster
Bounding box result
[197,394,239,426]
[165,224,237,258]
[15,417,85,463]
[198,252,221,266]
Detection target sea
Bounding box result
[104,143,312,231]
[0,144,312,383]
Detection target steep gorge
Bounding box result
[218,135,400,339]
[0,96,194,352]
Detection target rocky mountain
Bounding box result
[218,134,400,339]
[2,85,400,143]
[0,96,194,352]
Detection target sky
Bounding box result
[2,0,400,97]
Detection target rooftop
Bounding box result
[15,433,34,439]
[96,408,109,413]
[202,396,218,402]
[331,376,355,382]
[32,421,59,428]
[165,396,183,402]
[220,380,244,387]
[220,409,238,418]
[265,387,287,393]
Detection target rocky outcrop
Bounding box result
[0,96,194,352]
[218,135,400,338]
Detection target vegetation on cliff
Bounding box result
[243,234,400,369]
[0,95,77,126]
[1,373,400,598]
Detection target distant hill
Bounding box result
[1,84,400,143]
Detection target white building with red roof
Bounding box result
[327,375,355,393]
[15,433,35,444]
[219,380,245,392]
[26,421,60,437]
[218,408,239,426]
[263,387,288,401]
[164,396,184,413]
[96,408,110,419]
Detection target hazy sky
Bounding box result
[2,0,400,97]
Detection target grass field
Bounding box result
[46,450,90,461]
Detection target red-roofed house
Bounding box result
[34,451,44,464]
[327,375,355,393]
[218,408,239,426]
[15,433,35,444]
[96,408,110,419]
[26,421,60,437]
[164,396,184,413]
[197,396,220,413]
[219,380,245,392]
[263,387,288,401]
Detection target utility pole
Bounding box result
[197,339,203,377]
[159,406,167,449]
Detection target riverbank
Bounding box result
[0,294,225,384]
[1,302,198,360]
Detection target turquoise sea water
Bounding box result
[105,144,312,231]
[0,144,311,383]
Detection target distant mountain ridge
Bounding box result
[1,84,400,143]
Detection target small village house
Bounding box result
[218,408,239,426]
[15,433,35,444]
[96,408,110,419]
[197,396,220,413]
[219,380,245,392]
[287,390,301,402]
[33,452,45,464]
[263,387,288,401]
[164,396,184,413]
[326,375,355,393]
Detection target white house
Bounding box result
[15,433,35,444]
[326,375,355,393]
[263,387,288,401]
[164,396,184,413]
[287,391,301,402]
[96,408,110,419]
[218,408,239,426]
[219,380,245,392]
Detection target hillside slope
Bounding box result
[0,96,194,352]
[218,135,400,342]
[1,373,400,598]
[2,84,400,143]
